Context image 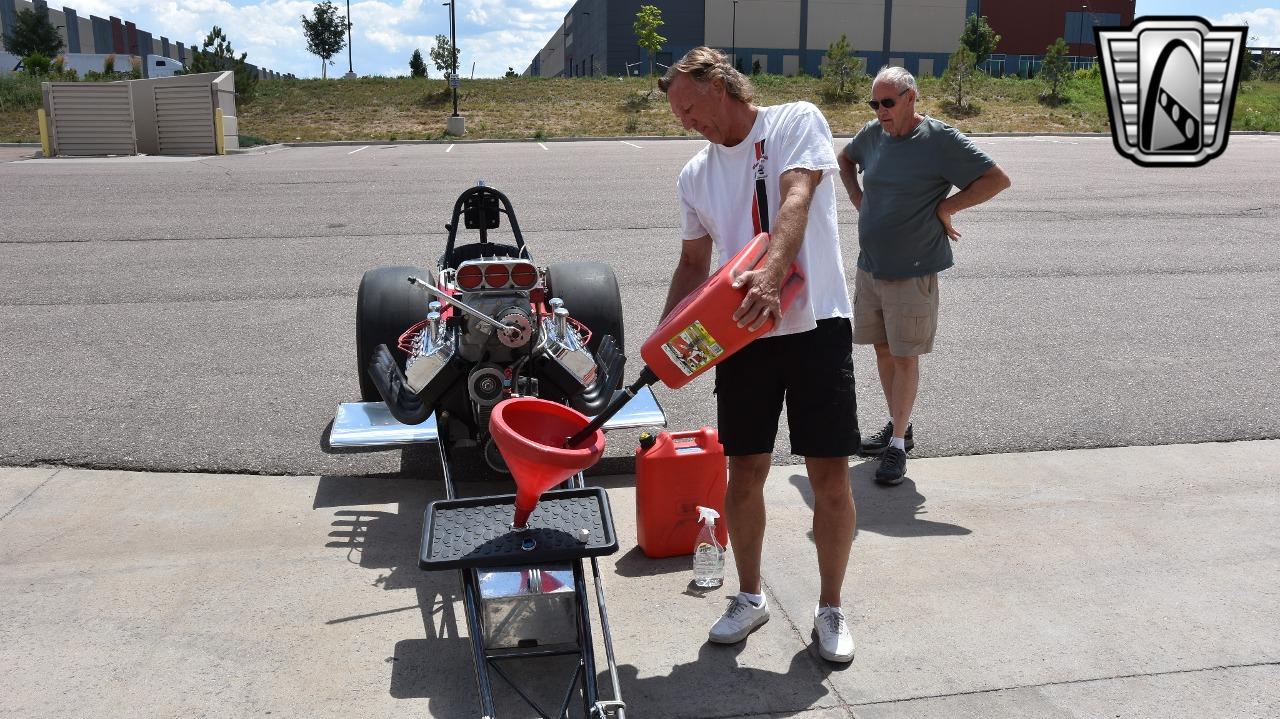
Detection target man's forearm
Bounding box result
[661,261,710,320]
[837,156,863,211]
[940,167,1011,215]
[761,187,811,281]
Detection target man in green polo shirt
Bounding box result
[838,66,1012,485]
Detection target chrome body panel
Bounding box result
[329,385,665,449]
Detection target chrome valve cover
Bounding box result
[404,317,458,395]
[536,304,598,392]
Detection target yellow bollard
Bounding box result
[214,109,225,155]
[37,108,52,157]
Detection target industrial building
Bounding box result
[0,0,287,78]
[525,0,1136,80]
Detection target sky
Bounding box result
[66,1,1280,79]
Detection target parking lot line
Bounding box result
[538,143,548,151]
[347,145,370,154]
[446,144,454,152]
[619,140,642,149]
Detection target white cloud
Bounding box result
[1215,8,1280,46]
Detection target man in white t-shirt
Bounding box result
[657,47,860,664]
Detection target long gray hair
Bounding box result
[658,46,755,103]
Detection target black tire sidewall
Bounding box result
[545,262,625,356]
[355,265,430,401]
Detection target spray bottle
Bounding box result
[692,506,725,588]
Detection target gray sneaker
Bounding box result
[708,594,770,644]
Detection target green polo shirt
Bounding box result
[844,116,995,279]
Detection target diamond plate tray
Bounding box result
[419,487,618,571]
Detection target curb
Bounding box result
[227,143,287,154]
[279,130,1279,147]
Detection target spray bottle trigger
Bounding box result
[697,506,720,525]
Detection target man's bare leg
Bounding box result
[807,456,855,607]
[725,453,771,595]
[889,354,919,439]
[873,342,896,411]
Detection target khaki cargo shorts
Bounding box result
[852,267,940,356]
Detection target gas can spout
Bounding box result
[563,366,660,448]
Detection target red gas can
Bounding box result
[635,427,729,558]
[640,232,805,390]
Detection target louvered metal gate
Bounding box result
[154,85,216,155]
[46,83,136,157]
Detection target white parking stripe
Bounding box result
[538,143,549,151]
[446,144,455,152]
[348,145,370,154]
[619,140,642,149]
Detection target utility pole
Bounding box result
[444,1,464,135]
[731,0,738,71]
[1078,4,1088,66]
[344,0,355,78]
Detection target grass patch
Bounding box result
[237,134,272,147]
[1,74,1277,143]
[1233,81,1280,131]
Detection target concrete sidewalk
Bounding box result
[1,441,1277,718]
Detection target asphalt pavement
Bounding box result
[1,136,1278,477]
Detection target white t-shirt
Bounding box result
[677,101,852,338]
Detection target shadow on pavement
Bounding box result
[607,642,837,718]
[313,473,479,714]
[788,459,972,539]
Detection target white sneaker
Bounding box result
[813,605,855,662]
[708,593,770,644]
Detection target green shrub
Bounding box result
[22,51,52,76]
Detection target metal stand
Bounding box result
[426,424,627,719]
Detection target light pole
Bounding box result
[582,11,590,77]
[1078,4,1088,67]
[443,1,464,134]
[344,0,355,78]
[731,0,738,71]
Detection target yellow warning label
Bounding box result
[661,320,724,376]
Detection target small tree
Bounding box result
[3,8,64,58]
[752,58,761,75]
[633,5,666,89]
[504,66,518,79]
[959,14,1001,70]
[186,26,258,104]
[943,45,977,113]
[301,0,346,79]
[1260,48,1280,81]
[409,49,427,77]
[1040,37,1070,103]
[1241,37,1257,81]
[820,34,860,103]
[429,34,459,75]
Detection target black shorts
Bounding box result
[714,317,860,457]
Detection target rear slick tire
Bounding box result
[545,261,625,359]
[355,265,430,402]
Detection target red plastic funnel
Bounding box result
[489,398,605,528]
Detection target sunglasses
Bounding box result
[868,88,910,110]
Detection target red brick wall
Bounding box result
[981,0,1135,56]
